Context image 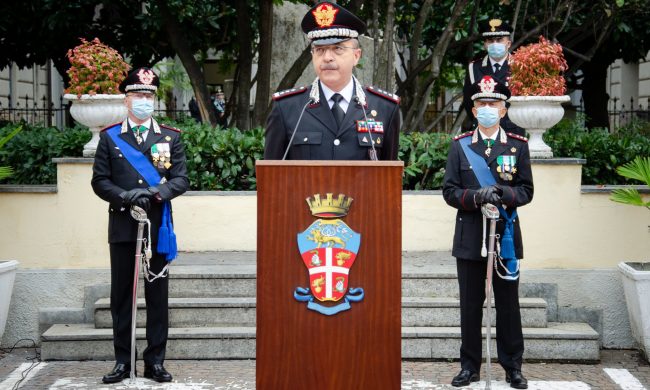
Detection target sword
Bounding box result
[481,203,500,390]
[128,205,150,382]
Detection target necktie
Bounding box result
[494,63,501,73]
[331,93,345,128]
[133,125,146,144]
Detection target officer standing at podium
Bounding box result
[264,2,401,160]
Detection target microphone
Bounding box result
[355,96,379,161]
[282,97,315,160]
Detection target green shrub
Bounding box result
[545,117,650,185]
[164,118,264,191]
[399,131,451,190]
[0,122,90,184]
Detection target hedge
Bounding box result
[1,117,648,189]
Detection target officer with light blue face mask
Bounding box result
[461,18,525,136]
[444,75,533,389]
[92,67,188,384]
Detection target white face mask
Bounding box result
[131,98,154,120]
[476,106,501,128]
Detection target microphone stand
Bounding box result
[282,98,315,160]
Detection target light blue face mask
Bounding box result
[131,98,154,120]
[476,106,501,128]
[487,42,507,60]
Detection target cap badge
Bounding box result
[479,76,497,94]
[137,69,155,85]
[312,3,338,27]
[489,19,502,32]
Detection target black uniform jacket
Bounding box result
[442,129,534,260]
[264,82,401,160]
[461,55,524,135]
[91,119,189,245]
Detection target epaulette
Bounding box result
[366,86,400,104]
[272,86,307,101]
[100,122,122,132]
[507,132,528,142]
[160,124,182,133]
[453,131,473,141]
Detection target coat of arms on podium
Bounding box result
[294,193,364,315]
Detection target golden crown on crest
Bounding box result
[306,193,353,218]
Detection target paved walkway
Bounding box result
[0,348,648,389]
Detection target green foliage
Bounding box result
[545,117,650,185]
[399,131,451,190]
[610,156,650,210]
[0,123,90,184]
[168,118,264,191]
[0,125,22,180]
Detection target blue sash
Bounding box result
[106,126,177,261]
[458,136,517,262]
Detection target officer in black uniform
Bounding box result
[91,68,189,384]
[264,1,400,160]
[443,75,533,389]
[461,18,525,136]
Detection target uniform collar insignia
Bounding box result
[152,118,161,134]
[120,119,129,134]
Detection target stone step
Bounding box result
[41,322,599,361]
[93,297,548,328]
[126,267,460,299]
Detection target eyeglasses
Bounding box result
[311,45,357,57]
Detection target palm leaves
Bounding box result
[0,126,22,180]
[610,156,650,211]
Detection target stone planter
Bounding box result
[64,94,127,157]
[618,261,650,362]
[0,260,19,340]
[507,95,571,158]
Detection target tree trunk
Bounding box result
[373,0,396,90]
[582,57,610,130]
[235,1,253,130]
[253,0,273,128]
[157,1,217,126]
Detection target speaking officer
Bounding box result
[91,68,188,384]
[264,1,401,160]
[443,75,533,389]
[461,18,524,136]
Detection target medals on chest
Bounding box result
[497,155,517,181]
[151,143,172,169]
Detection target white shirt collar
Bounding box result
[128,118,150,131]
[479,128,499,141]
[320,78,355,105]
[489,55,508,68]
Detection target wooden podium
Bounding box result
[256,160,403,389]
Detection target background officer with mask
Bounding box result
[92,67,189,384]
[461,18,525,136]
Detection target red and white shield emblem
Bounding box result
[301,247,357,302]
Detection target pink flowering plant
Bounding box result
[65,38,130,96]
[509,36,568,96]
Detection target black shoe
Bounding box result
[102,363,133,384]
[451,369,480,387]
[144,363,173,382]
[506,369,528,389]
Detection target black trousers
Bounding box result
[109,242,169,365]
[456,257,524,373]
